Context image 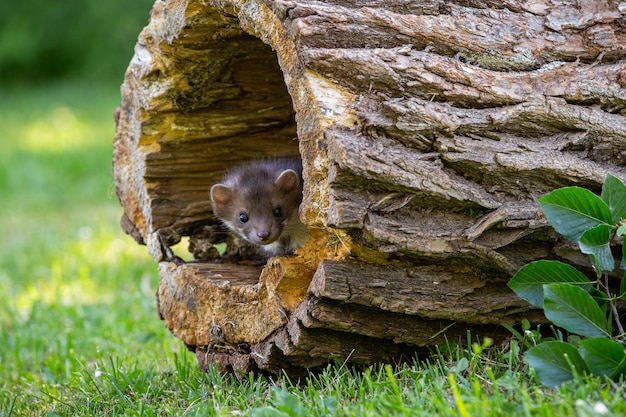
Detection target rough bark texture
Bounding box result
[113,0,626,374]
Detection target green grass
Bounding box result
[1,81,625,416]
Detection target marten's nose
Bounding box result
[257,230,270,241]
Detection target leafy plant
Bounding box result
[508,174,626,387]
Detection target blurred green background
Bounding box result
[0,0,154,84]
[0,0,186,413]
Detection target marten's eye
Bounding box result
[273,207,282,218]
[239,213,249,223]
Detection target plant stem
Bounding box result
[605,272,625,335]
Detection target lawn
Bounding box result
[1,80,625,416]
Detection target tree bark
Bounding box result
[113,0,626,374]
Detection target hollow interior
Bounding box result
[141,14,299,278]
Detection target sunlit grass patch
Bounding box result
[0,80,121,212]
[21,105,93,153]
[8,207,154,316]
[0,203,152,291]
[0,80,120,148]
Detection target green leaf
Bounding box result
[617,224,626,237]
[270,388,307,417]
[526,341,589,388]
[539,187,612,242]
[579,338,626,378]
[508,261,592,308]
[601,174,626,223]
[611,355,626,380]
[578,224,616,274]
[272,387,307,417]
[249,407,290,417]
[620,271,626,299]
[543,284,610,338]
[622,238,626,270]
[588,287,608,311]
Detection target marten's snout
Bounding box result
[257,230,271,241]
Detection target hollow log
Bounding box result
[113,0,626,374]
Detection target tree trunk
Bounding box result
[113,0,626,374]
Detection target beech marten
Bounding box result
[210,158,309,256]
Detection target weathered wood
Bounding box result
[309,260,540,323]
[251,321,406,374]
[291,296,529,347]
[113,0,626,374]
[156,262,274,347]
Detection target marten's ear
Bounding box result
[274,169,299,194]
[210,184,234,209]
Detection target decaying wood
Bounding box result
[113,0,626,374]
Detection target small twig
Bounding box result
[605,271,625,335]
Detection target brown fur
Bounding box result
[210,158,309,255]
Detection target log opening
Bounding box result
[114,2,300,265]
